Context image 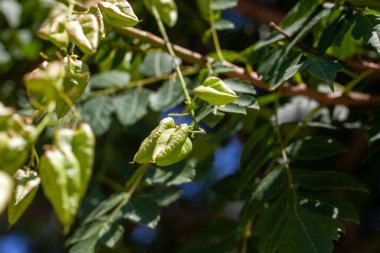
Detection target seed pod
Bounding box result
[39,147,81,230]
[24,61,65,109]
[0,132,30,176]
[144,0,178,27]
[38,7,69,48]
[194,77,238,106]
[98,1,139,28]
[53,123,95,198]
[133,117,176,164]
[66,14,99,55]
[56,56,90,118]
[153,124,192,166]
[8,169,40,226]
[0,171,13,215]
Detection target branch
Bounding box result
[116,27,380,106]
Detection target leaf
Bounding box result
[298,192,359,223]
[82,96,115,136]
[8,169,40,226]
[303,57,341,91]
[69,234,99,253]
[83,193,125,223]
[210,0,238,10]
[113,88,151,126]
[217,103,246,115]
[149,78,186,112]
[99,222,125,248]
[293,169,369,193]
[152,187,182,207]
[0,171,13,215]
[179,219,242,253]
[240,166,286,225]
[224,79,256,95]
[121,196,161,228]
[138,51,174,77]
[350,14,380,54]
[145,159,196,186]
[286,136,346,160]
[66,218,106,246]
[214,19,235,30]
[89,70,130,89]
[257,191,343,253]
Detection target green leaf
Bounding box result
[350,14,380,54]
[298,192,359,223]
[293,169,369,193]
[179,219,242,253]
[83,193,125,223]
[139,51,174,77]
[240,166,286,225]
[210,0,238,10]
[217,103,246,114]
[303,57,341,91]
[113,88,151,126]
[286,136,346,160]
[121,196,161,228]
[224,79,256,95]
[66,218,106,246]
[8,169,40,226]
[69,234,99,253]
[89,70,130,89]
[152,187,182,207]
[214,19,235,30]
[82,96,115,136]
[145,159,196,186]
[0,171,13,215]
[149,78,186,112]
[99,222,125,248]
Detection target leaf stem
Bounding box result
[209,5,225,61]
[33,102,55,141]
[151,5,196,122]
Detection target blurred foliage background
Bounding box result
[1,0,380,253]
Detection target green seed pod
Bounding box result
[98,1,139,28]
[0,171,13,215]
[144,0,178,27]
[133,117,176,164]
[39,147,81,230]
[66,14,99,55]
[194,77,238,106]
[0,132,30,176]
[156,136,192,167]
[56,56,90,118]
[153,124,192,166]
[8,169,40,227]
[71,123,95,197]
[24,61,65,109]
[53,123,95,198]
[38,7,69,48]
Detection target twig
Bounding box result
[115,27,380,106]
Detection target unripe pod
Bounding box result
[133,117,176,164]
[66,14,99,55]
[38,8,69,48]
[0,171,13,215]
[194,77,238,106]
[98,1,139,28]
[24,61,65,109]
[153,124,192,167]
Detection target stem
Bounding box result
[273,94,293,188]
[344,70,373,93]
[33,102,55,141]
[107,164,150,223]
[209,4,225,61]
[151,5,196,121]
[59,92,82,120]
[82,67,197,101]
[241,221,252,253]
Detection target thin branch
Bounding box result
[115,27,380,106]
